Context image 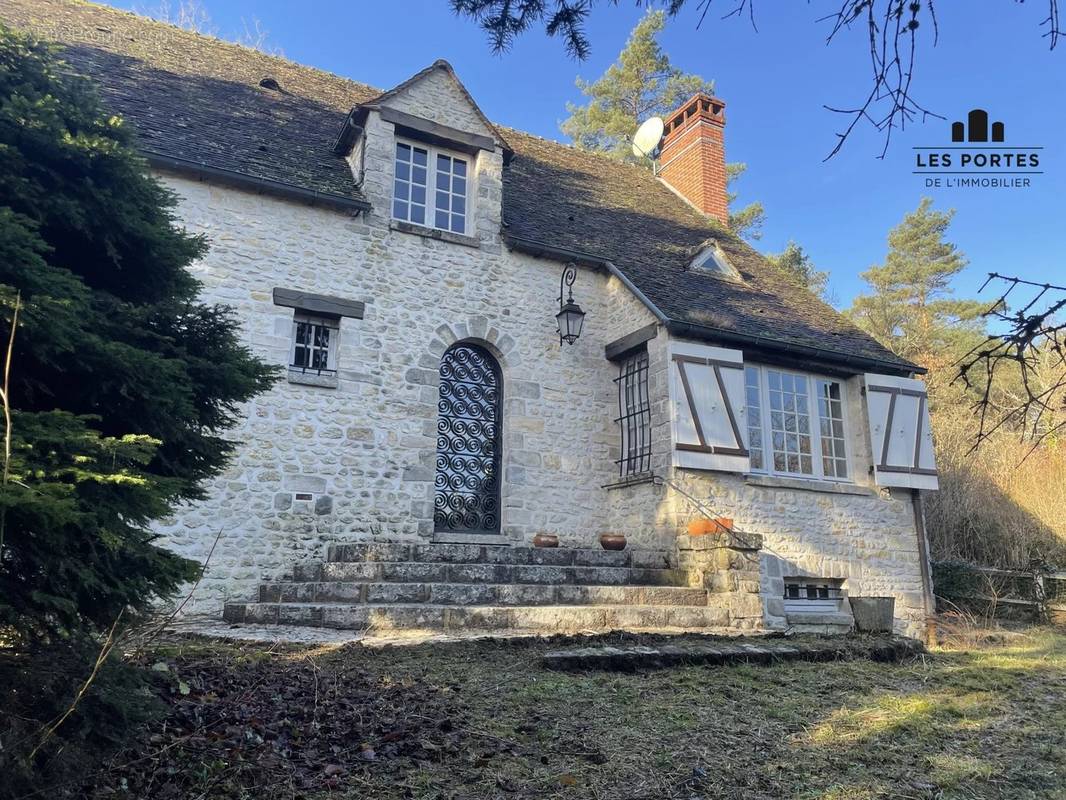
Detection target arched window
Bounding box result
[434,343,502,534]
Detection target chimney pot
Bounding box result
[658,92,729,226]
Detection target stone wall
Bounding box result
[154,167,659,613]
[149,75,929,635]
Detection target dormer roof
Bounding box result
[359,60,510,152]
[334,60,512,162]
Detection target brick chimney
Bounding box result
[657,93,729,226]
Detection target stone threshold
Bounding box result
[430,532,512,545]
[541,635,925,671]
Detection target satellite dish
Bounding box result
[631,116,665,159]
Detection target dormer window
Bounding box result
[689,244,741,280]
[393,139,468,235]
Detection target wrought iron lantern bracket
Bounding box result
[555,263,586,346]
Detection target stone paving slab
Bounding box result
[165,615,752,649]
[541,635,925,671]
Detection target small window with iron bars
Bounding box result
[783,578,844,613]
[614,349,652,476]
[290,314,339,376]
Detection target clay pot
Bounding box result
[687,517,734,536]
[687,518,714,536]
[599,533,628,551]
[533,532,559,548]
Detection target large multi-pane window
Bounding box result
[745,366,849,480]
[392,140,468,235]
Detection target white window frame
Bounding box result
[289,314,339,375]
[391,138,470,235]
[745,365,852,482]
[688,244,742,280]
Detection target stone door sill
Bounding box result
[431,532,512,545]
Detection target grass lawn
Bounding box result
[94,627,1065,799]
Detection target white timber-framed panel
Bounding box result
[863,373,938,490]
[667,341,750,472]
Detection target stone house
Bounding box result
[7,0,939,637]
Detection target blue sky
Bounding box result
[108,1,1064,308]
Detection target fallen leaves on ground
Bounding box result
[87,640,493,798]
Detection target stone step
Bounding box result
[294,560,690,587]
[541,636,926,671]
[223,602,731,633]
[259,581,709,607]
[325,542,675,570]
[785,611,855,635]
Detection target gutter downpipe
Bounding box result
[911,489,938,646]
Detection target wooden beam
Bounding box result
[272,288,366,319]
[605,323,658,361]
[379,106,496,154]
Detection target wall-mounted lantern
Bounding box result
[556,263,586,346]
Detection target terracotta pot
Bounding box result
[533,532,559,548]
[687,518,715,536]
[687,517,734,536]
[599,533,628,551]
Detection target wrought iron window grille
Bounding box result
[614,349,652,477]
[290,316,338,376]
[784,584,844,601]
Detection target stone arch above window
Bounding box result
[426,317,521,372]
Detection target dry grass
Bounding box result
[85,626,1066,800]
[925,404,1066,568]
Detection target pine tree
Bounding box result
[560,10,765,239]
[0,28,276,639]
[847,197,986,372]
[768,240,830,301]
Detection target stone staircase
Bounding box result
[222,542,751,635]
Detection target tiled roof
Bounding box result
[1,0,916,373]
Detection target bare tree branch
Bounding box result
[957,273,1066,450]
[450,0,1062,158]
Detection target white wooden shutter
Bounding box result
[668,342,749,472]
[863,373,938,490]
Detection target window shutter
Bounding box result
[863,373,939,490]
[668,342,749,472]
